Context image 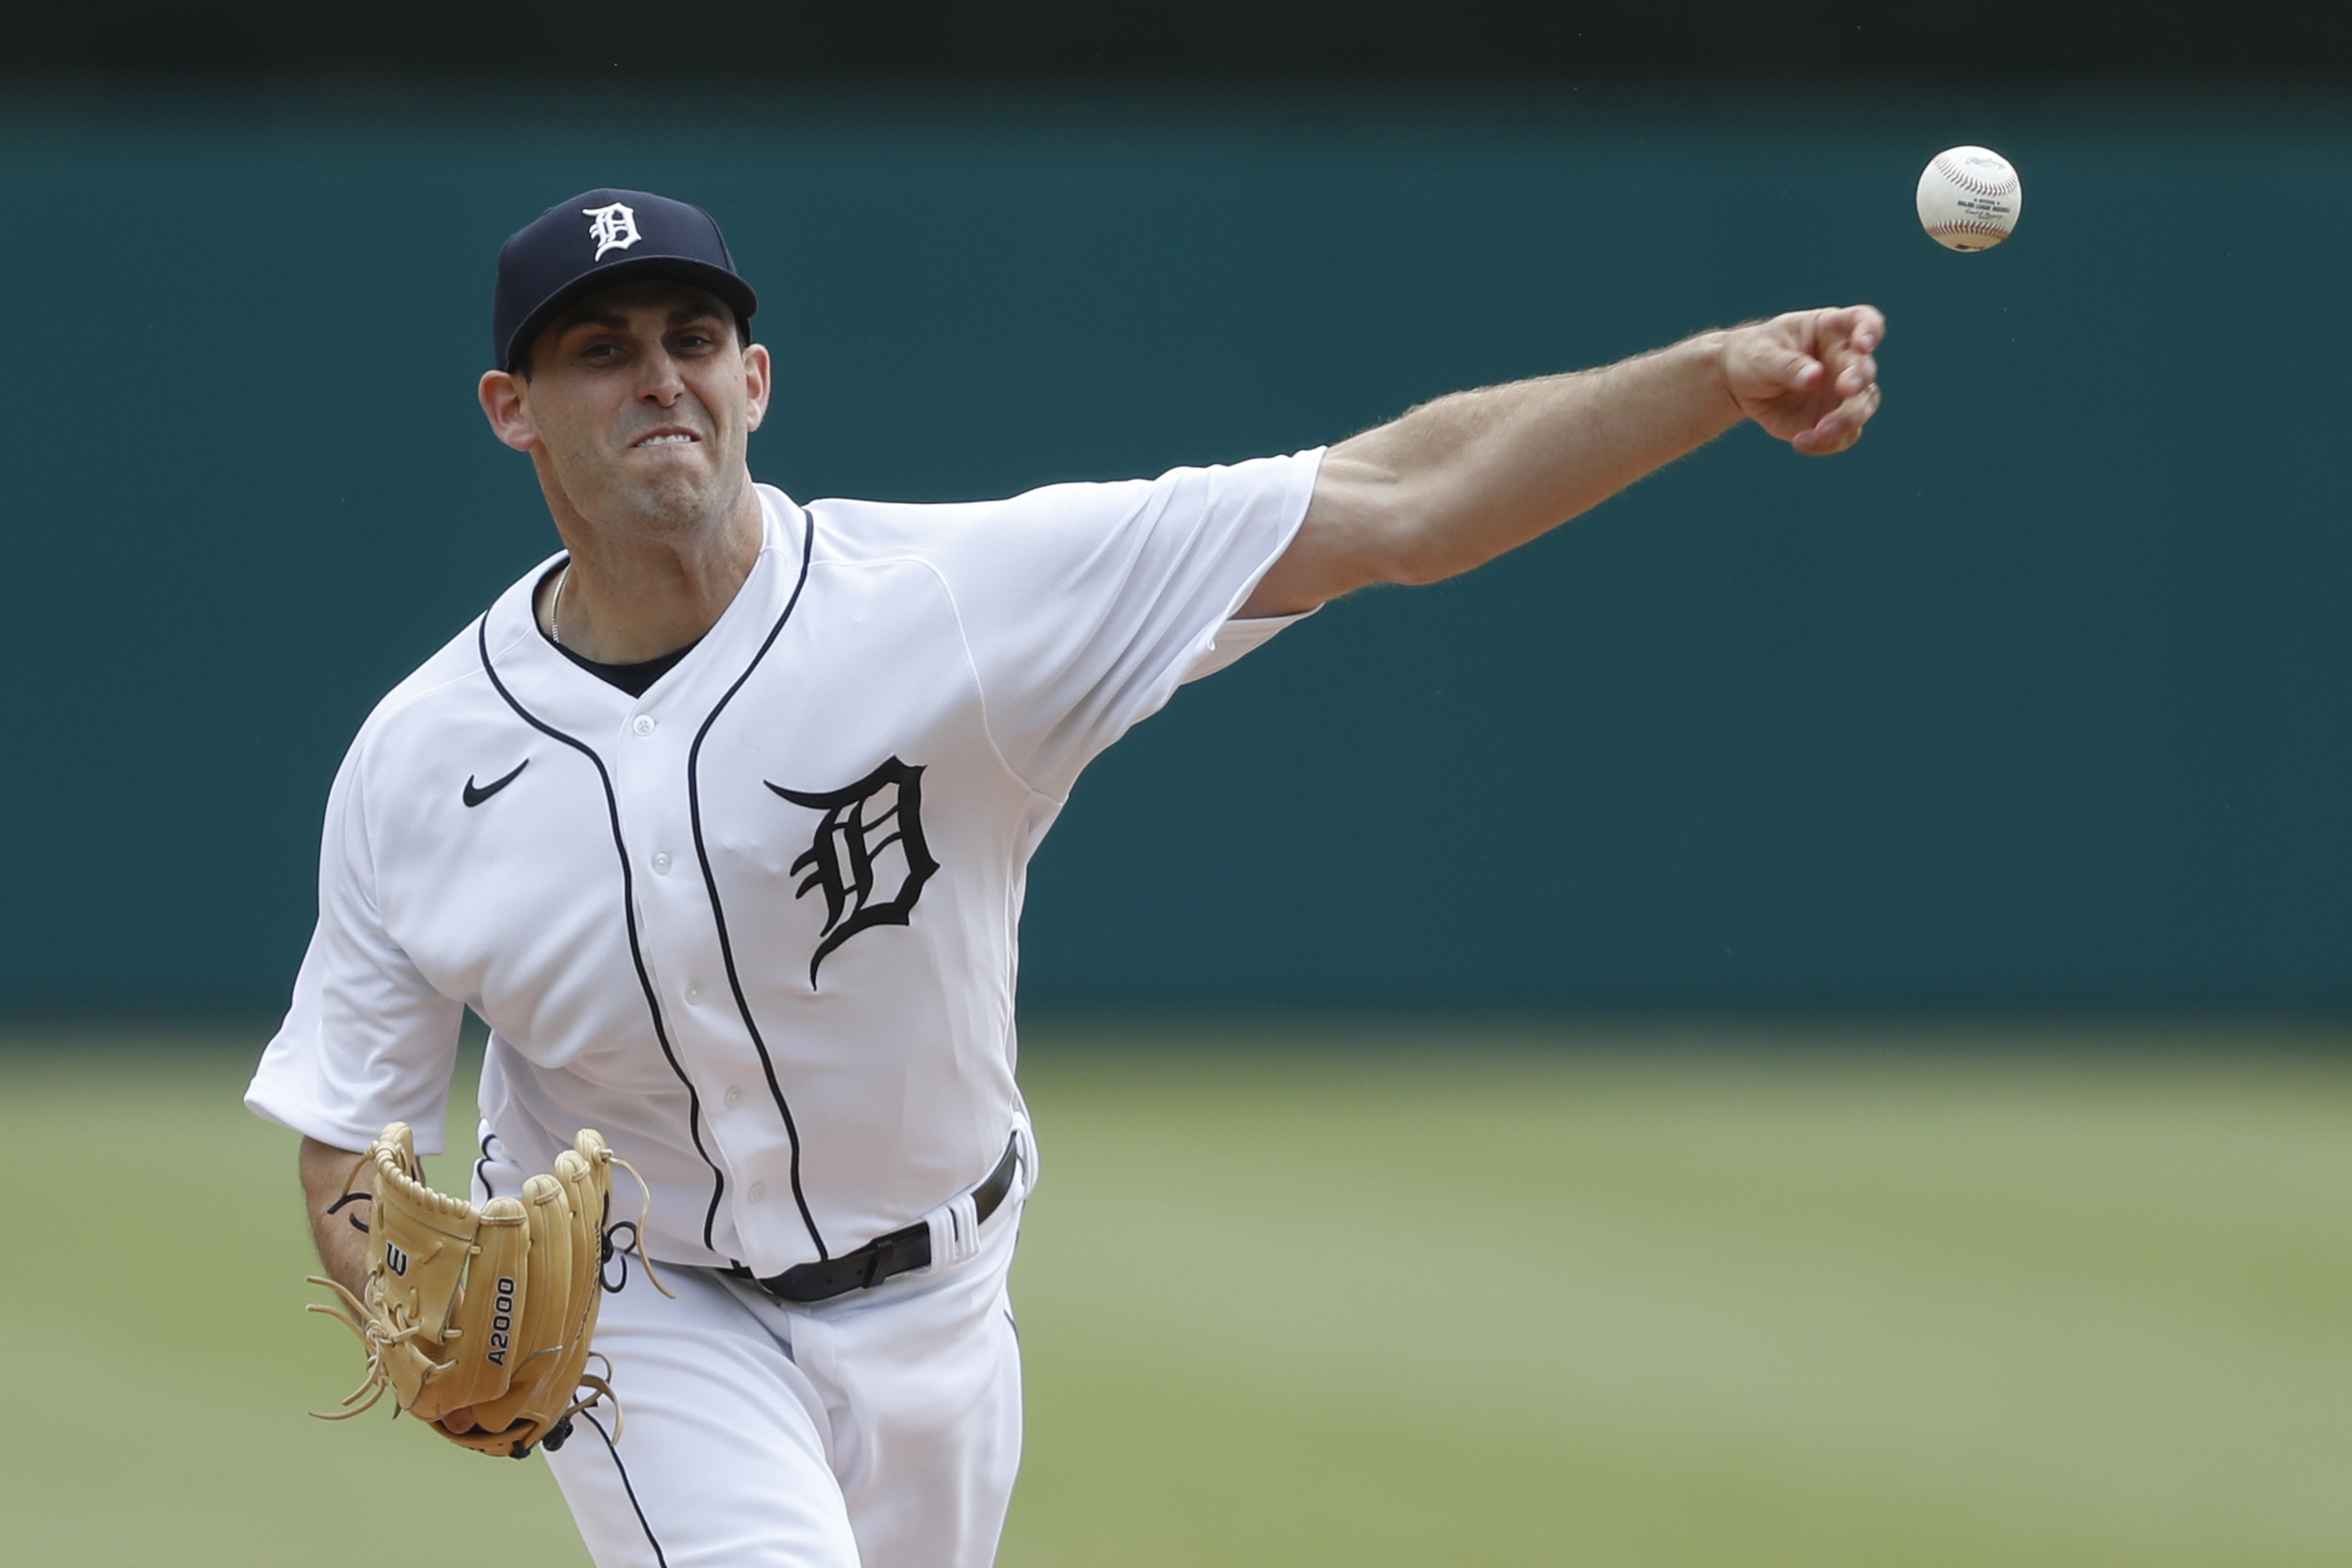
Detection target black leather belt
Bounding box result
[728,1133,1022,1304]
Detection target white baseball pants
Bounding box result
[545,1204,1025,1568]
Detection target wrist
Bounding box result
[1681,329,1744,429]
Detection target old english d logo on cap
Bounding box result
[582,203,642,259]
[492,188,759,371]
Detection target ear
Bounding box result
[742,343,773,434]
[479,370,538,452]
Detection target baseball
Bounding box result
[1917,146,2021,252]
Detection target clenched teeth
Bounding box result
[637,433,696,446]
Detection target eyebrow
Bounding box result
[555,302,727,336]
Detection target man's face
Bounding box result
[481,280,771,540]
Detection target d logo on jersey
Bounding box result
[767,757,939,985]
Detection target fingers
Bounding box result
[1815,302,1886,356]
[1830,349,1879,400]
[1732,304,1884,394]
[1812,307,1882,388]
[1731,330,1824,398]
[1790,305,1885,455]
[1791,379,1883,455]
[1718,304,1886,452]
[444,1406,477,1433]
[1770,345,1824,392]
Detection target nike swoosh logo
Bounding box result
[463,760,529,808]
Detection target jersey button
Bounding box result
[724,1086,744,1110]
[632,714,657,736]
[651,852,672,875]
[685,983,703,1005]
[746,1183,767,1204]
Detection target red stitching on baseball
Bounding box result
[1932,154,2018,196]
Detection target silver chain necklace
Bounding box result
[549,564,572,648]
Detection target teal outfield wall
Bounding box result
[4,83,2349,1014]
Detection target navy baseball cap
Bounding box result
[493,188,759,371]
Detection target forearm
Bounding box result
[1250,334,1738,615]
[1339,334,1738,584]
[300,1135,372,1300]
[1246,305,1883,617]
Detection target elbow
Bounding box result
[1308,457,1486,592]
[1357,477,1516,589]
[1373,515,1479,589]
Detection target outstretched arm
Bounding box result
[1242,306,1885,618]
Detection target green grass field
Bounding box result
[5,1024,2350,1566]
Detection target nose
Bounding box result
[636,346,685,406]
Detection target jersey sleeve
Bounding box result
[245,733,466,1155]
[912,448,1324,798]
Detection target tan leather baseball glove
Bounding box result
[307,1121,664,1459]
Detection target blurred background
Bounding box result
[5,4,2351,1565]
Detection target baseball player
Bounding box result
[248,187,1883,1567]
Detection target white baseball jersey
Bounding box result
[246,451,1321,1278]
